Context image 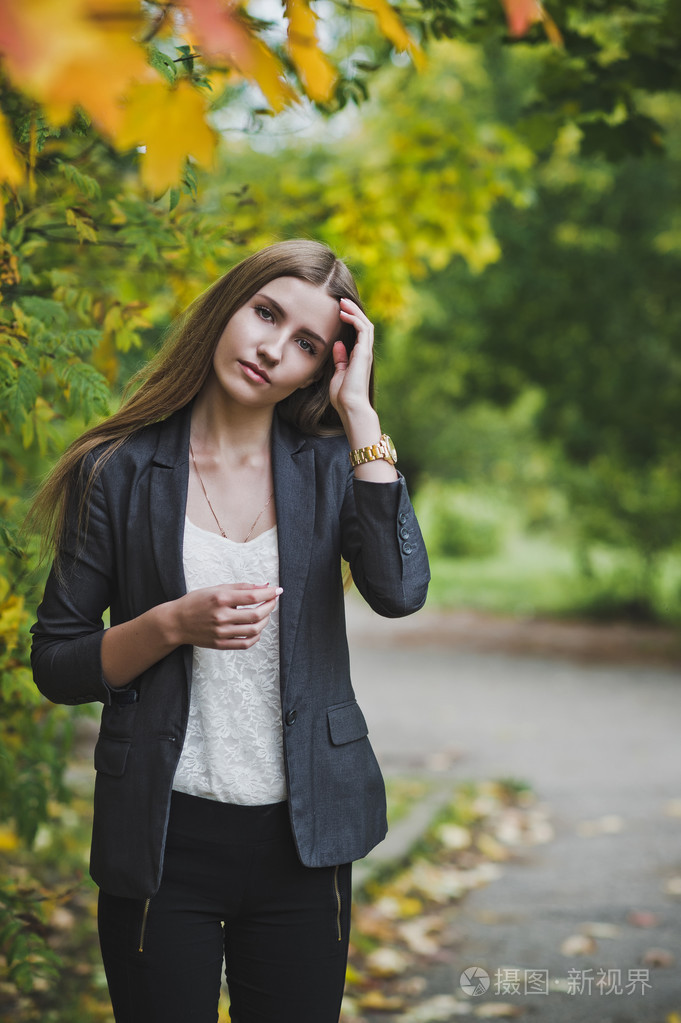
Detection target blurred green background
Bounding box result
[2,1,681,1018]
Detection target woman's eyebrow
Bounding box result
[256,292,331,348]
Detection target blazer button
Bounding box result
[399,526,410,540]
[402,542,413,555]
[285,709,297,726]
[398,512,408,524]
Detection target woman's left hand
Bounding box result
[330,297,398,481]
[329,298,375,421]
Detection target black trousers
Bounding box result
[98,791,352,1023]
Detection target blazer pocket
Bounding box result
[94,736,131,777]
[327,701,369,746]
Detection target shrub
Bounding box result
[415,481,507,559]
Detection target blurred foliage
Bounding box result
[415,481,507,558]
[2,0,681,1016]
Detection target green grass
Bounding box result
[426,529,681,625]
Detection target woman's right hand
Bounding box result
[164,583,282,650]
[102,583,282,688]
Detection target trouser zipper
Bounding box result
[333,865,342,942]
[138,898,150,952]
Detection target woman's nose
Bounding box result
[257,332,283,365]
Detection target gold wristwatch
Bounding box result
[349,434,397,467]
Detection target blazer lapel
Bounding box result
[272,413,315,694]
[147,405,314,694]
[149,405,192,604]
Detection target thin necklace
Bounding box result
[189,443,274,543]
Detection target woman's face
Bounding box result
[210,276,342,409]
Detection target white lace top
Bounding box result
[172,517,287,805]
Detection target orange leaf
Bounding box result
[499,0,562,43]
[183,0,296,112]
[0,0,147,132]
[498,0,542,37]
[115,80,216,194]
[350,0,425,69]
[284,0,336,103]
[0,111,24,187]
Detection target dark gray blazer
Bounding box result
[31,405,429,900]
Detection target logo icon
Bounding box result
[460,966,491,996]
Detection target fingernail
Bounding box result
[275,587,284,595]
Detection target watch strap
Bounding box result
[349,434,397,467]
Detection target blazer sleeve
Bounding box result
[340,467,430,618]
[30,453,117,707]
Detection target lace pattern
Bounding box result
[172,517,286,805]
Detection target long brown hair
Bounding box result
[28,239,373,561]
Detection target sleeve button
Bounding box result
[399,527,410,540]
[398,512,408,524]
[285,709,298,726]
[402,542,413,555]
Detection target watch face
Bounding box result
[383,435,397,463]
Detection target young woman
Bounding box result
[30,239,430,1023]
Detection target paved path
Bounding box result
[346,599,681,1021]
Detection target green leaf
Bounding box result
[65,208,99,244]
[0,365,39,422]
[61,361,110,419]
[148,44,178,84]
[57,161,102,199]
[17,296,68,329]
[0,520,25,559]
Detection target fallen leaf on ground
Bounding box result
[396,975,427,996]
[366,946,411,977]
[560,933,598,956]
[642,947,675,968]
[476,832,510,861]
[339,994,363,1019]
[352,904,398,941]
[473,1001,524,1017]
[403,993,471,1020]
[582,921,620,939]
[397,915,446,956]
[576,814,624,836]
[359,989,406,1010]
[627,910,659,928]
[493,807,553,846]
[373,894,423,919]
[437,823,472,850]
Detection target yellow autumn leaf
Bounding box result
[0,826,20,852]
[0,593,26,654]
[115,80,216,194]
[46,34,151,136]
[184,0,296,112]
[65,207,99,243]
[350,0,425,69]
[0,111,23,186]
[285,0,337,103]
[0,0,147,134]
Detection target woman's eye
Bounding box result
[255,305,274,322]
[297,338,317,355]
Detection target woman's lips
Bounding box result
[239,361,270,383]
